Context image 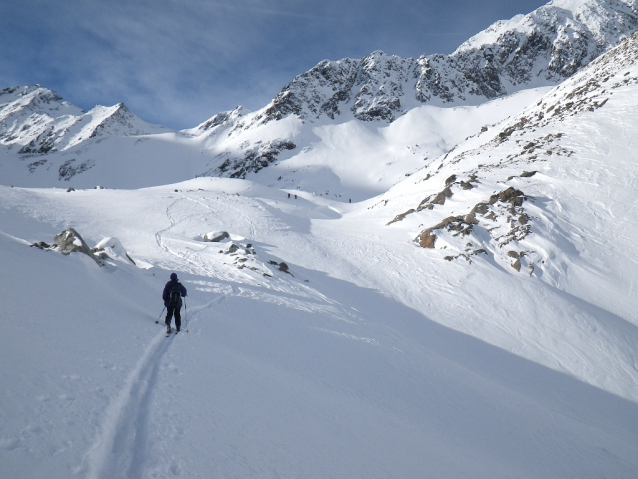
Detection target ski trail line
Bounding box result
[183,294,226,331]
[78,329,173,479]
[154,196,219,277]
[186,294,226,316]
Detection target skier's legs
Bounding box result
[174,307,181,331]
[165,306,175,327]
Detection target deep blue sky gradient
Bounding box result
[1,0,548,129]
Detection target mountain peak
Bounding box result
[0,86,169,156]
[191,106,250,134]
[250,0,637,126]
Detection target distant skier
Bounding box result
[162,273,187,333]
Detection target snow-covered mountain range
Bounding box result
[0,85,169,155]
[2,1,638,478]
[1,0,636,188]
[253,0,638,123]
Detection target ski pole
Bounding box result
[156,306,165,324]
[184,297,189,332]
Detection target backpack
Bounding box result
[168,283,182,305]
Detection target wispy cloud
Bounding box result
[0,0,549,129]
[199,0,335,20]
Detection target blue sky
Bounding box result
[1,0,548,129]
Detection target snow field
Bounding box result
[2,168,638,477]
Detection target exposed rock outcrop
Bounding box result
[31,228,102,265]
[414,187,531,267]
[206,139,297,179]
[53,228,95,256]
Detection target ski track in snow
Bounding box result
[79,293,227,479]
[153,193,248,278]
[154,198,180,260]
[79,330,172,479]
[151,192,359,325]
[154,196,214,277]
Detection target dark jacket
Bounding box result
[163,279,187,307]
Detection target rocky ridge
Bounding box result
[248,0,638,125]
[385,28,638,275]
[190,0,637,180]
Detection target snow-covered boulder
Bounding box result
[53,228,93,255]
[92,237,136,265]
[33,228,102,265]
[203,231,230,242]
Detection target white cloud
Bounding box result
[0,0,550,129]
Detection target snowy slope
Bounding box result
[1,175,637,478]
[370,29,638,395]
[177,86,553,200]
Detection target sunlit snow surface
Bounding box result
[2,118,638,479]
[2,27,638,479]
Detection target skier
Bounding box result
[162,273,187,333]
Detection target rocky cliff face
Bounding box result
[250,0,638,125]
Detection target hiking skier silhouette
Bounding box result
[162,273,187,333]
